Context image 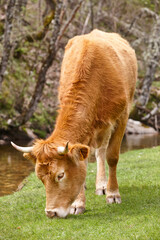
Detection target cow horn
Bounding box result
[11,141,33,153]
[57,141,69,155]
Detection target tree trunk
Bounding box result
[137,16,160,106]
[0,0,16,91]
[43,0,56,18]
[18,0,84,125]
[19,0,63,125]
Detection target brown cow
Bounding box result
[11,29,137,218]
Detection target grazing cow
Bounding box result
[11,29,137,218]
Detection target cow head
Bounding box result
[11,140,89,218]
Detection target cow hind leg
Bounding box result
[106,115,128,204]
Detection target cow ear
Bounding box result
[23,153,36,164]
[70,144,90,161]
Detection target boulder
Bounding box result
[126,119,157,134]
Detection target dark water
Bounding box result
[121,133,160,153]
[0,134,160,197]
[0,143,34,197]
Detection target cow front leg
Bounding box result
[70,184,86,215]
[106,146,121,204]
[106,148,121,203]
[106,164,121,204]
[95,147,107,195]
[106,114,128,204]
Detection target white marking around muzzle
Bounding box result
[45,207,70,218]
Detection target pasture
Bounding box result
[0,147,160,240]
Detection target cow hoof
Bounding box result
[115,197,121,204]
[95,188,106,195]
[106,196,121,204]
[96,181,107,195]
[70,207,85,215]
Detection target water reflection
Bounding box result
[89,134,160,162]
[0,144,34,196]
[0,134,160,197]
[121,133,160,153]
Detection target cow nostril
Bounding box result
[46,210,56,218]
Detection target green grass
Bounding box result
[0,147,160,240]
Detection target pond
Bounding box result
[0,142,34,197]
[121,133,160,153]
[0,134,160,197]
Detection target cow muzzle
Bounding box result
[45,207,70,218]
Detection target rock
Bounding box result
[0,139,7,145]
[7,119,12,125]
[126,119,157,134]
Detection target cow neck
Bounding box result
[50,103,94,145]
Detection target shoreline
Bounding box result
[0,127,37,145]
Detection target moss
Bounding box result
[30,103,56,134]
[0,92,13,111]
[33,129,47,138]
[132,0,155,11]
[14,47,28,59]
[43,10,55,28]
[0,118,8,130]
[149,87,160,104]
[152,81,160,88]
[129,105,141,121]
[138,70,145,79]
[0,22,4,35]
[146,99,155,110]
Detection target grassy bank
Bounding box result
[0,147,160,240]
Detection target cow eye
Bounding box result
[57,172,64,181]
